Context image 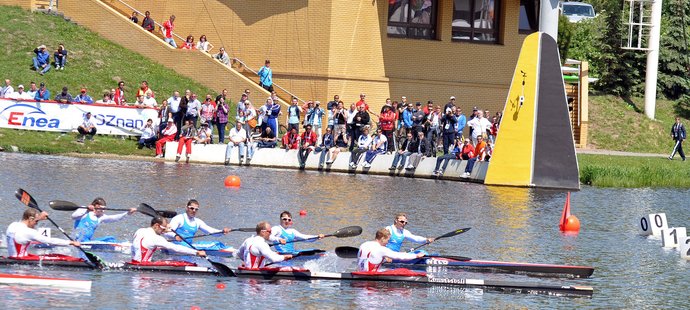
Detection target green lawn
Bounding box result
[578,153,690,188]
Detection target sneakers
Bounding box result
[60,66,64,70]
[462,172,470,177]
[349,162,356,169]
[388,166,396,170]
[175,155,181,162]
[186,155,190,163]
[669,156,673,160]
[224,160,230,165]
[325,160,333,164]
[155,154,163,158]
[363,162,371,168]
[397,165,404,170]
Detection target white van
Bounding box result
[559,1,596,23]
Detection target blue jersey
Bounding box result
[274,227,296,253]
[385,225,405,252]
[175,216,198,245]
[73,213,99,242]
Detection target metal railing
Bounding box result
[113,0,185,43]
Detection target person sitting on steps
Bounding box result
[77,112,97,143]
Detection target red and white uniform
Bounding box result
[237,235,285,268]
[162,20,174,39]
[131,227,197,262]
[357,240,418,272]
[5,222,71,257]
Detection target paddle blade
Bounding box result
[331,226,363,238]
[137,203,159,218]
[156,210,177,218]
[435,227,471,240]
[208,259,235,277]
[49,200,81,211]
[15,188,39,209]
[232,228,256,233]
[83,250,107,269]
[425,255,472,262]
[334,246,359,259]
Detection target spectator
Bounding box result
[133,95,147,108]
[349,126,372,168]
[176,120,197,162]
[286,97,302,134]
[467,110,492,145]
[53,44,67,70]
[138,119,157,149]
[327,95,340,111]
[463,138,490,177]
[411,102,425,134]
[326,130,347,164]
[1,79,14,98]
[244,101,257,133]
[460,138,476,160]
[130,11,139,24]
[444,96,456,113]
[389,132,414,170]
[317,126,334,168]
[74,88,94,104]
[142,90,157,107]
[355,93,369,112]
[433,139,462,176]
[670,116,686,161]
[281,127,300,150]
[333,101,348,144]
[26,82,38,99]
[96,92,114,105]
[113,81,126,105]
[256,126,277,148]
[266,97,281,135]
[406,131,427,170]
[455,107,467,141]
[306,101,324,143]
[401,102,414,136]
[155,120,177,158]
[215,96,229,143]
[142,11,155,32]
[136,81,152,98]
[34,82,50,101]
[215,47,230,65]
[181,35,195,50]
[196,35,212,52]
[54,86,73,103]
[440,108,457,155]
[176,90,191,139]
[298,124,318,169]
[427,105,441,154]
[162,15,176,48]
[225,121,248,165]
[32,45,51,75]
[195,121,212,145]
[168,90,182,132]
[362,127,387,168]
[185,93,200,127]
[257,60,273,92]
[158,99,171,133]
[379,104,396,153]
[247,127,261,162]
[353,104,370,150]
[77,112,97,143]
[9,84,28,100]
[346,103,358,151]
[200,95,216,137]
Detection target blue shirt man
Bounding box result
[32,45,51,75]
[258,60,273,92]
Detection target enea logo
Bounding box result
[0,103,60,128]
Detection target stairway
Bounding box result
[33,0,55,12]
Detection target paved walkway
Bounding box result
[576,148,667,158]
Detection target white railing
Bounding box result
[113,0,185,43]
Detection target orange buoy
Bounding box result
[215,282,226,289]
[563,215,581,232]
[299,209,307,216]
[191,306,201,310]
[224,175,241,188]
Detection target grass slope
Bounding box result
[579,154,690,188]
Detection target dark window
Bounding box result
[388,0,438,39]
[452,0,500,43]
[519,0,539,33]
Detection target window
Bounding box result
[388,0,438,39]
[452,0,500,43]
[519,0,539,33]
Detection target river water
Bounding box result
[0,152,688,309]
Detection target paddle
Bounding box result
[264,249,325,266]
[14,189,105,269]
[187,228,256,239]
[49,200,177,218]
[137,203,235,277]
[270,226,363,247]
[411,227,471,251]
[334,246,471,261]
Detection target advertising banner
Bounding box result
[0,99,160,136]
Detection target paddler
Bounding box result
[385,213,434,253]
[358,228,425,271]
[269,211,324,254]
[131,216,206,262]
[71,197,137,242]
[237,221,293,268]
[165,199,230,245]
[5,209,81,258]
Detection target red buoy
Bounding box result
[216,282,226,289]
[224,175,241,188]
[559,192,580,233]
[191,306,201,310]
[299,209,307,216]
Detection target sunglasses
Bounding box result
[398,220,408,225]
[188,207,199,211]
[281,218,292,222]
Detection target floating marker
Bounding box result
[559,192,580,233]
[215,282,226,289]
[224,175,241,188]
[661,227,687,249]
[299,209,307,216]
[680,236,690,260]
[639,213,667,237]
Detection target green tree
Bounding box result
[558,15,574,61]
[658,0,690,99]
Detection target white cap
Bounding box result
[450,96,456,100]
[17,84,24,89]
[401,96,407,99]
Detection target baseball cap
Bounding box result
[80,88,87,93]
[415,102,422,106]
[450,96,456,100]
[18,85,24,89]
[40,82,45,87]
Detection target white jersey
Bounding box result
[237,235,285,268]
[357,240,418,272]
[131,227,197,262]
[5,222,71,257]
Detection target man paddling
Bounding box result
[237,221,293,268]
[385,213,434,253]
[71,197,136,242]
[358,228,424,271]
[5,209,81,258]
[165,199,230,245]
[269,211,324,254]
[132,216,206,262]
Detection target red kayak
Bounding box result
[0,272,91,290]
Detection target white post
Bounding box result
[539,0,560,41]
[644,0,662,120]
